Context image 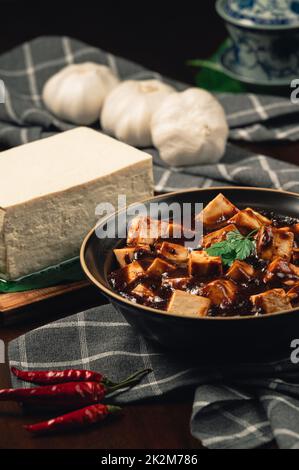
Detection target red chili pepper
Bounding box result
[1,368,150,408]
[24,403,121,435]
[11,366,151,387]
[0,381,106,407]
[11,367,103,385]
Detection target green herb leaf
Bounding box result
[235,238,253,260]
[205,229,256,266]
[204,241,232,256]
[226,230,244,243]
[220,253,237,267]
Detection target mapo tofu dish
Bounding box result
[109,193,299,318]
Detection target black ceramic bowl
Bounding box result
[80,187,299,361]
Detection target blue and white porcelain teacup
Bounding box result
[216,0,299,85]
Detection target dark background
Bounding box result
[0,0,227,84]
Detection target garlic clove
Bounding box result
[151,88,228,166]
[42,62,119,125]
[100,79,176,148]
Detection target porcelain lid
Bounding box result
[217,0,299,28]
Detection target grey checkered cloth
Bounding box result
[4,36,299,449]
[1,36,299,195]
[8,304,299,449]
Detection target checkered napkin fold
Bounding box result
[8,304,299,449]
[1,36,299,194]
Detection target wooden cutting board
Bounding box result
[0,280,89,313]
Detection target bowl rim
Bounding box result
[80,185,299,322]
[216,0,299,31]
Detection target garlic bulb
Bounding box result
[151,88,229,166]
[42,62,119,125]
[101,80,176,147]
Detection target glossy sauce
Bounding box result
[109,209,299,317]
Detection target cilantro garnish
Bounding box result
[206,229,257,267]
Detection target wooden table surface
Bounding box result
[0,140,298,449]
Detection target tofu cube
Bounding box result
[196,193,238,229]
[131,283,155,300]
[127,217,170,246]
[127,217,150,245]
[228,208,271,233]
[273,229,294,261]
[169,223,195,242]
[202,279,238,307]
[121,261,145,284]
[201,224,238,249]
[251,209,272,225]
[158,242,189,265]
[263,257,299,285]
[292,223,299,241]
[162,277,191,290]
[114,244,152,267]
[113,247,136,268]
[146,258,175,276]
[189,251,223,277]
[167,290,211,317]
[255,225,274,261]
[263,257,289,283]
[277,226,292,233]
[250,288,292,314]
[286,282,299,300]
[226,260,255,283]
[256,226,294,261]
[293,248,299,264]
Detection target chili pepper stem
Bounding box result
[103,369,152,392]
[107,405,122,414]
[106,368,152,393]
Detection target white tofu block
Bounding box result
[167,290,211,317]
[0,127,153,279]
